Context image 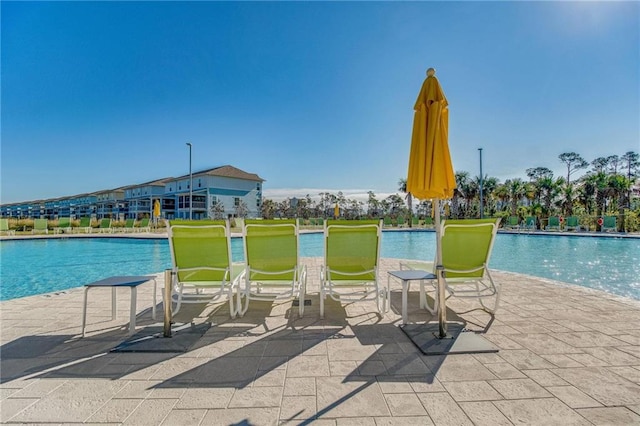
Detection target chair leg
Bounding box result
[81,287,90,337]
[319,284,325,319]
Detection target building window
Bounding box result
[234,197,240,207]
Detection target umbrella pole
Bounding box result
[434,198,448,338]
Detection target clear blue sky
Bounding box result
[2,1,638,204]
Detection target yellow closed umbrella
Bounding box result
[153,199,161,219]
[334,204,339,219]
[406,68,456,338]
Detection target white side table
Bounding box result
[388,270,436,324]
[82,275,157,337]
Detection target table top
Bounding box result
[85,276,155,288]
[388,270,436,281]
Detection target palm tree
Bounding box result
[398,178,413,227]
[506,178,526,216]
[452,171,469,218]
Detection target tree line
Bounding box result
[256,151,639,231]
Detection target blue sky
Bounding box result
[2,1,638,204]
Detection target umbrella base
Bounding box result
[400,322,498,356]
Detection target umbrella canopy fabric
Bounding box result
[406,68,456,338]
[153,200,161,218]
[334,204,339,219]
[406,71,455,200]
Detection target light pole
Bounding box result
[478,147,484,219]
[186,142,193,220]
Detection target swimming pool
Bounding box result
[1,232,638,301]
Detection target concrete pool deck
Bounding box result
[1,258,640,425]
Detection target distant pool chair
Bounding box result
[320,219,387,318]
[522,216,536,231]
[32,218,48,235]
[602,216,617,232]
[545,216,561,231]
[564,216,580,232]
[167,219,243,317]
[97,218,113,233]
[136,218,151,233]
[0,218,15,236]
[76,217,93,233]
[54,217,72,234]
[238,219,306,318]
[504,215,520,231]
[401,218,502,315]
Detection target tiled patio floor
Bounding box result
[1,257,640,425]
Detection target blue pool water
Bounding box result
[1,232,638,301]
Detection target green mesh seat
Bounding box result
[602,216,617,232]
[120,218,136,233]
[320,219,387,318]
[54,217,72,234]
[136,218,151,233]
[0,218,15,236]
[97,218,113,233]
[546,216,561,231]
[239,219,306,317]
[168,220,242,317]
[400,218,501,315]
[32,218,48,235]
[523,216,536,231]
[564,216,580,231]
[76,217,93,233]
[504,215,520,230]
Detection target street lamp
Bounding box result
[186,142,193,220]
[478,147,484,219]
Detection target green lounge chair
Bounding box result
[54,217,72,234]
[76,217,93,233]
[546,216,561,231]
[412,216,420,227]
[522,216,536,231]
[316,218,324,227]
[0,218,15,236]
[136,218,151,233]
[119,218,136,233]
[564,216,580,232]
[396,215,406,227]
[238,219,306,317]
[504,215,520,230]
[383,216,393,227]
[98,218,113,233]
[167,219,242,317]
[320,219,387,318]
[602,216,617,232]
[32,218,48,234]
[423,217,434,228]
[401,218,501,314]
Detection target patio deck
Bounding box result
[1,257,640,425]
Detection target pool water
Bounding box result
[1,232,638,301]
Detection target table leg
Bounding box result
[82,287,89,337]
[402,280,408,325]
[111,287,116,320]
[129,287,137,335]
[151,278,157,320]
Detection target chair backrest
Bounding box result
[548,216,560,227]
[566,216,579,227]
[244,219,299,281]
[440,218,500,279]
[168,220,232,283]
[0,218,9,231]
[138,218,150,227]
[34,218,48,230]
[603,216,616,229]
[525,216,536,227]
[79,217,91,227]
[58,217,71,227]
[99,218,111,228]
[324,219,382,281]
[507,216,519,226]
[124,219,135,228]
